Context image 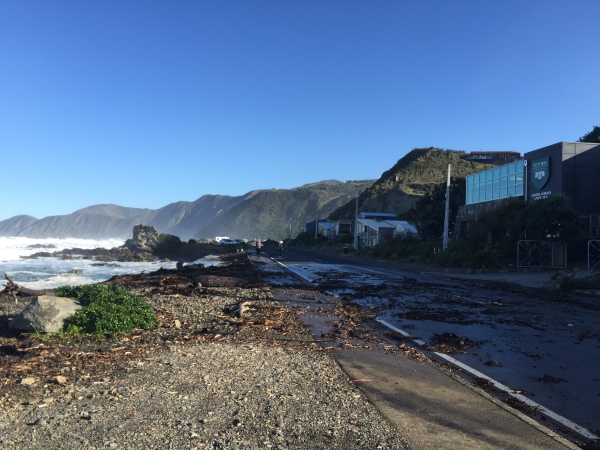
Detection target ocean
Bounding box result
[0,237,184,290]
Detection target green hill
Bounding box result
[330,148,496,220]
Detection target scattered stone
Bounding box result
[21,377,37,386]
[9,296,82,333]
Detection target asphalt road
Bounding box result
[256,245,600,449]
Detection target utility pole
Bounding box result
[353,195,359,249]
[443,164,451,250]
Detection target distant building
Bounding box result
[358,212,399,221]
[304,219,330,233]
[335,219,354,236]
[317,221,336,239]
[463,151,522,165]
[356,213,417,248]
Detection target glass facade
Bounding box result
[466,160,524,205]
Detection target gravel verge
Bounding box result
[0,253,411,449]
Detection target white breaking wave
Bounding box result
[0,237,170,289]
[0,237,125,262]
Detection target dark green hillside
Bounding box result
[196,180,374,240]
[1,180,374,240]
[330,148,495,220]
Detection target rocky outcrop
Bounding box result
[27,226,159,262]
[9,295,82,333]
[124,225,159,253]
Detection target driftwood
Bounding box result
[2,272,54,303]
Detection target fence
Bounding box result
[517,240,566,271]
[588,240,600,272]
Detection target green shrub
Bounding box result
[292,231,329,247]
[465,248,501,269]
[369,234,438,264]
[56,284,157,337]
[558,274,600,291]
[434,247,468,267]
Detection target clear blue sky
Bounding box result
[1,0,598,222]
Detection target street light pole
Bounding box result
[443,164,451,250]
[353,195,359,249]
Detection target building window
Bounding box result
[466,160,524,205]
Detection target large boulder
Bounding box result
[9,295,82,333]
[124,225,159,253]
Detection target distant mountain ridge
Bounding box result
[0,180,374,240]
[0,149,501,241]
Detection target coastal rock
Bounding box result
[26,225,160,262]
[124,225,159,254]
[9,295,82,333]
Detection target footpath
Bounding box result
[259,250,584,450]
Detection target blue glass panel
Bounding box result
[500,165,508,177]
[508,164,515,175]
[493,178,500,189]
[516,160,524,172]
[500,176,507,188]
[507,185,515,196]
[516,184,523,195]
[500,187,508,198]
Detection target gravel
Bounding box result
[0,254,412,449]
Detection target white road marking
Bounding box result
[376,318,600,441]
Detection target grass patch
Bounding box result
[56,284,157,337]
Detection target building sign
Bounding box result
[531,191,552,201]
[531,157,550,190]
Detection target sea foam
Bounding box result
[0,237,174,289]
[0,237,125,262]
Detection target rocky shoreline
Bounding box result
[24,225,238,264]
[0,253,411,449]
